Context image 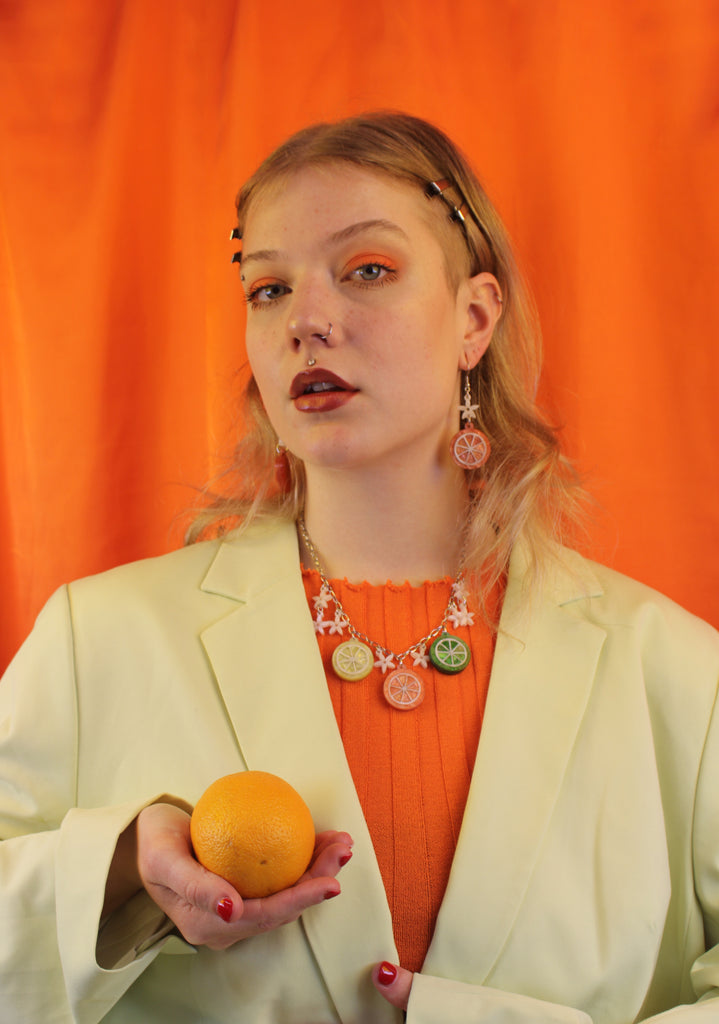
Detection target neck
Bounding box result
[299,460,468,584]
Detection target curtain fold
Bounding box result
[1,0,718,670]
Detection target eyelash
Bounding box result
[344,259,398,289]
[244,281,289,310]
[243,259,398,310]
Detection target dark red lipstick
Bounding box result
[290,369,358,412]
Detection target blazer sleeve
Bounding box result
[0,587,176,1024]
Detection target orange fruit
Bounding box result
[190,771,316,899]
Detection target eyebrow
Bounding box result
[240,218,409,267]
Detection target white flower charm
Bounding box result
[328,613,347,636]
[452,580,470,603]
[448,606,475,628]
[374,651,396,674]
[313,586,332,612]
[411,644,430,668]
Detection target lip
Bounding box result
[290,368,356,400]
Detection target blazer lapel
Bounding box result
[199,523,400,1022]
[425,544,607,982]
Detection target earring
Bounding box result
[274,441,291,492]
[450,372,491,469]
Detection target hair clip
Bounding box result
[230,226,242,264]
[426,178,494,258]
[426,179,465,221]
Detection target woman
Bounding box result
[1,113,718,1023]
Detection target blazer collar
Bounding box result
[424,542,607,980]
[199,522,400,1021]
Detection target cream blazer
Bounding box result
[1,522,718,1024]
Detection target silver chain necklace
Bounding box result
[298,515,474,710]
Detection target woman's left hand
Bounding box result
[373,961,414,1012]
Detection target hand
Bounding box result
[136,802,353,950]
[373,961,414,1013]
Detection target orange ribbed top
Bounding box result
[302,569,499,972]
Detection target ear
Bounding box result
[458,272,503,371]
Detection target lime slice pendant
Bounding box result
[429,633,471,674]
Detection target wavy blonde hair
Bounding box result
[188,112,587,603]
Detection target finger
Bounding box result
[235,875,341,933]
[138,810,244,928]
[373,962,413,1012]
[304,831,354,880]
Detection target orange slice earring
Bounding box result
[450,372,491,469]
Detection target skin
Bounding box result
[103,163,502,1013]
[104,804,353,950]
[242,163,502,585]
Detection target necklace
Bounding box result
[298,516,474,710]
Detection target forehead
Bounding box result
[242,163,437,245]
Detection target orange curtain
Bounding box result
[1,0,718,672]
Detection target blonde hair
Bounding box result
[188,112,587,604]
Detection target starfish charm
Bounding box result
[459,399,480,424]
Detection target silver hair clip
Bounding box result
[425,179,494,258]
[230,227,242,264]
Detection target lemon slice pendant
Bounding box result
[332,640,374,681]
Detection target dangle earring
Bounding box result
[450,371,491,469]
[273,441,292,493]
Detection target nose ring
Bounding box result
[317,323,333,341]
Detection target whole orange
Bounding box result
[190,771,316,899]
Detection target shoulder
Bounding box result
[563,549,718,650]
[547,548,719,711]
[51,521,300,641]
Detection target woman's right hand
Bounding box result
[136,802,353,950]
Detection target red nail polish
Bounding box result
[324,887,340,900]
[216,897,233,922]
[339,852,352,867]
[377,961,397,986]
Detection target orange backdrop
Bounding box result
[1,0,718,672]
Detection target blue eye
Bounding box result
[245,280,290,308]
[344,256,398,287]
[356,263,385,281]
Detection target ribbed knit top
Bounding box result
[301,569,500,973]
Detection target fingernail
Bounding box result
[377,961,397,986]
[324,887,340,900]
[339,852,353,867]
[216,897,233,922]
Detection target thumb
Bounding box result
[372,961,413,1012]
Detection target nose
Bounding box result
[287,314,335,351]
